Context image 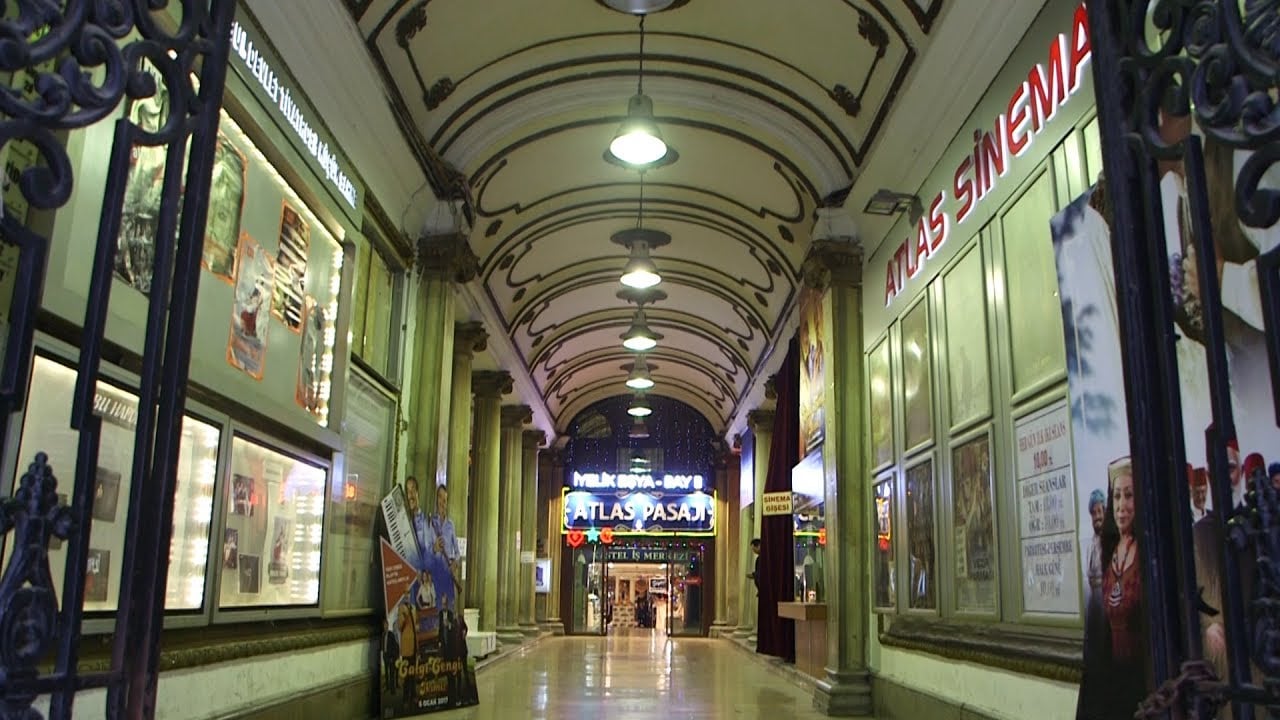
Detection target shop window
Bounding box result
[349,232,402,381]
[3,353,219,614]
[942,243,991,430]
[322,367,396,614]
[216,435,326,610]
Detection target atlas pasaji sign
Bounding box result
[883,2,1091,307]
[562,489,715,536]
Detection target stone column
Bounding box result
[543,451,566,634]
[519,430,545,636]
[447,323,487,578]
[725,447,742,630]
[496,404,532,644]
[468,371,511,631]
[803,238,873,716]
[711,452,732,636]
[407,234,478,498]
[735,408,774,641]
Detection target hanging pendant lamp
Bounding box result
[604,15,677,169]
[625,354,655,389]
[621,308,661,351]
[628,392,653,417]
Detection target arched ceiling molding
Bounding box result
[527,308,752,376]
[510,268,768,341]
[466,115,822,208]
[540,348,739,408]
[439,67,855,189]
[480,204,795,282]
[554,383,727,434]
[544,365,734,421]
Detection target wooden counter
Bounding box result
[777,602,827,679]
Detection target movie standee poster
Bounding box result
[798,286,825,455]
[202,133,248,282]
[378,480,479,717]
[1059,114,1280,719]
[272,202,310,331]
[226,233,274,380]
[295,294,325,416]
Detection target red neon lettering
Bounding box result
[884,261,898,306]
[1069,3,1092,92]
[911,221,930,277]
[1006,81,1031,157]
[981,117,1008,193]
[1028,34,1067,132]
[928,193,949,253]
[954,156,975,223]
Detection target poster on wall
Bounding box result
[272,202,311,331]
[226,233,275,380]
[115,58,181,296]
[952,434,996,612]
[202,133,247,282]
[904,459,936,610]
[1013,401,1078,615]
[295,294,325,416]
[378,479,479,717]
[872,475,895,608]
[798,286,825,454]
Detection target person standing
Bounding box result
[424,483,460,610]
[404,476,429,570]
[748,538,762,597]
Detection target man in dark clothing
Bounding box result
[749,538,762,595]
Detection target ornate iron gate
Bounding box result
[0,2,234,718]
[1087,1,1280,717]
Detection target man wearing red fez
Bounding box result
[1189,466,1210,522]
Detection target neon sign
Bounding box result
[571,471,705,492]
[562,488,715,536]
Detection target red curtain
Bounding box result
[757,336,798,660]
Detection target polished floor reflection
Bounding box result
[427,631,839,719]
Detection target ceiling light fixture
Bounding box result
[628,392,653,417]
[613,181,670,288]
[628,417,651,439]
[621,308,662,351]
[604,15,677,170]
[625,354,655,389]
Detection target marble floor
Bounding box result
[426,631,844,719]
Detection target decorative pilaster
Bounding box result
[735,408,774,642]
[447,322,487,577]
[543,450,566,634]
[711,452,732,636]
[497,404,532,644]
[468,371,511,632]
[803,237,873,716]
[519,430,545,636]
[406,233,479,506]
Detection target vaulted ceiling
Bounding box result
[340,0,944,434]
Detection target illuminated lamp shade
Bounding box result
[625,354,655,390]
[627,393,653,417]
[620,243,661,289]
[608,93,669,167]
[621,309,662,351]
[629,419,650,439]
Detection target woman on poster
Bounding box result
[1098,457,1146,717]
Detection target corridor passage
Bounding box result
[430,634,841,719]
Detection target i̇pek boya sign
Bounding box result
[563,471,715,536]
[882,1,1092,307]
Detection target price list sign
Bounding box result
[1014,401,1078,614]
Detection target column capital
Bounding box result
[748,409,776,434]
[501,404,533,429]
[522,429,546,449]
[801,238,863,290]
[454,321,488,357]
[472,370,513,399]
[764,374,778,401]
[416,232,479,283]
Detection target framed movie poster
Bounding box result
[872,473,896,610]
[226,233,275,380]
[295,295,325,417]
[901,298,933,451]
[202,132,247,282]
[272,202,311,331]
[904,457,936,611]
[868,338,893,469]
[92,466,122,523]
[115,58,180,296]
[952,431,997,613]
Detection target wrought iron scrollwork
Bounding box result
[0,1,236,719]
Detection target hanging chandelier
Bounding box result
[604,15,677,169]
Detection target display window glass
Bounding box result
[4,354,219,613]
[872,474,896,610]
[323,368,395,612]
[217,435,326,609]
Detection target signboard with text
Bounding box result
[1014,400,1078,615]
[762,492,794,517]
[561,488,715,536]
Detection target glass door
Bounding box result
[570,545,608,635]
[666,546,706,637]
